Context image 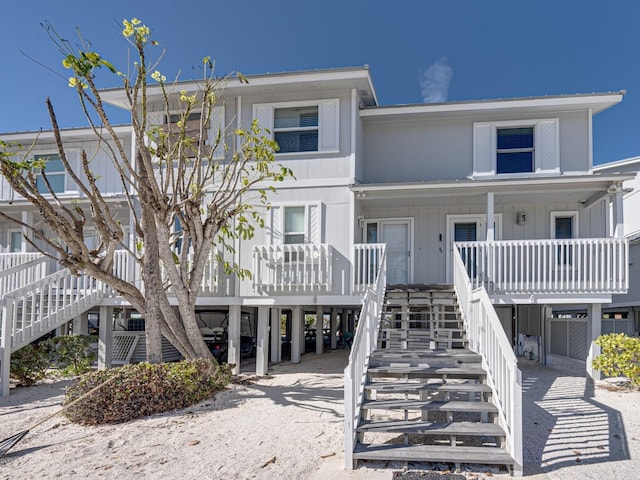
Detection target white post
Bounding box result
[291,306,302,364]
[98,306,113,369]
[586,303,603,380]
[316,306,324,354]
[613,190,624,239]
[73,312,89,335]
[256,306,269,375]
[486,192,495,241]
[330,308,338,350]
[1,301,13,397]
[270,308,281,363]
[228,305,241,374]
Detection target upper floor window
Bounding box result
[8,230,23,253]
[284,206,306,244]
[253,99,339,154]
[473,119,559,177]
[496,127,534,174]
[274,107,319,153]
[35,154,65,193]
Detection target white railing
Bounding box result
[1,269,104,353]
[353,243,386,294]
[112,248,228,296]
[453,248,523,475]
[252,244,332,293]
[456,237,628,295]
[0,254,47,296]
[344,245,387,469]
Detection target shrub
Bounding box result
[10,342,53,386]
[592,333,640,385]
[63,359,233,425]
[48,335,96,376]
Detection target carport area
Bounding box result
[519,356,640,479]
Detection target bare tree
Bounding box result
[0,18,291,362]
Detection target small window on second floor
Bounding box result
[284,206,306,244]
[9,230,23,253]
[496,127,534,174]
[274,107,319,153]
[35,154,65,193]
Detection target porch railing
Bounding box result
[353,243,386,294]
[453,248,523,475]
[0,253,47,296]
[252,244,332,293]
[456,237,628,295]
[344,245,387,469]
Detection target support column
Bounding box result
[613,189,624,239]
[270,308,281,363]
[291,306,302,364]
[98,306,113,369]
[228,305,241,374]
[1,301,13,397]
[330,308,338,350]
[73,312,89,335]
[256,306,269,375]
[586,303,603,380]
[486,192,495,241]
[316,306,324,354]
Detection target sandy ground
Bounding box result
[0,350,638,480]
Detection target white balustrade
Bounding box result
[456,237,628,295]
[0,254,47,296]
[344,245,386,469]
[353,243,386,294]
[252,244,332,293]
[453,248,523,475]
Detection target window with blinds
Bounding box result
[274,107,319,153]
[496,127,534,174]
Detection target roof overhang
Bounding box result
[100,66,378,109]
[360,92,625,120]
[351,173,635,204]
[0,125,132,142]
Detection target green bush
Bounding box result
[10,342,53,386]
[49,335,96,376]
[592,333,640,385]
[63,359,233,425]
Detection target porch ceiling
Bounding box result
[351,173,634,208]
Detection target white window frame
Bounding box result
[283,205,306,245]
[496,126,535,174]
[33,151,67,194]
[273,106,319,154]
[550,211,579,267]
[473,118,560,177]
[253,99,340,156]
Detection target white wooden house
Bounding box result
[0,66,632,474]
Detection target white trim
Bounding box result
[550,211,579,239]
[7,228,24,253]
[363,217,414,284]
[446,213,503,283]
[32,149,69,194]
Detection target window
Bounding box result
[284,207,306,245]
[8,230,22,253]
[35,154,65,193]
[496,127,534,174]
[274,107,319,153]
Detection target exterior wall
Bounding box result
[361,110,590,183]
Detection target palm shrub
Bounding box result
[592,333,640,384]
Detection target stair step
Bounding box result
[357,420,505,437]
[371,349,480,361]
[365,381,491,394]
[353,443,513,465]
[361,399,498,413]
[368,365,485,378]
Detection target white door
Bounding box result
[381,220,411,284]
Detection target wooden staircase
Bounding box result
[352,285,516,474]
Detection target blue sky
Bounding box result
[1,0,639,165]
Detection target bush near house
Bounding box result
[10,342,54,386]
[63,359,233,425]
[49,335,97,376]
[592,333,640,385]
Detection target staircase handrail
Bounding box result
[344,245,386,469]
[0,254,47,296]
[453,246,523,475]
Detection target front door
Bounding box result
[380,220,412,285]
